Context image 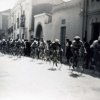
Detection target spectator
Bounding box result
[90,36,100,72]
[83,38,90,69]
[24,40,31,57]
[66,39,72,64]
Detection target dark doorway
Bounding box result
[92,23,100,40]
[22,34,24,39]
[60,27,66,55]
[36,24,43,39]
[17,34,19,39]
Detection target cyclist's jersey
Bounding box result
[91,40,100,60]
[91,40,100,52]
[72,40,83,50]
[51,42,60,51]
[16,41,21,48]
[39,41,46,49]
[31,41,38,49]
[20,42,25,48]
[10,41,15,48]
[71,40,85,56]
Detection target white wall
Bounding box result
[34,13,53,41]
[0,14,2,29]
[32,0,63,5]
[34,0,82,42]
[10,0,33,40]
[52,1,82,41]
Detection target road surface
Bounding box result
[0,53,100,100]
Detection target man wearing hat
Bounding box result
[91,36,100,72]
[71,36,86,69]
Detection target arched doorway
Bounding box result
[36,24,43,39]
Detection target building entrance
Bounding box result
[92,23,100,40]
[36,24,43,40]
[60,27,66,55]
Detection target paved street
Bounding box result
[0,53,100,100]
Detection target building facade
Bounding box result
[8,0,100,44]
[8,0,62,41]
[34,0,100,52]
[86,0,100,42]
[34,0,83,53]
[0,9,10,39]
[8,0,33,40]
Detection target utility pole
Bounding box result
[19,0,25,40]
[85,0,88,41]
[82,0,88,40]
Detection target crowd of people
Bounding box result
[0,36,100,72]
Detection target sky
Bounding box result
[0,0,18,11]
[0,0,70,12]
[63,0,71,2]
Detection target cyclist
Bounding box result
[51,39,60,66]
[16,39,21,57]
[66,39,72,64]
[31,39,38,59]
[9,39,15,55]
[45,40,52,62]
[71,36,86,70]
[20,39,25,57]
[39,38,46,59]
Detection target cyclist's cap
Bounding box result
[2,39,5,41]
[74,36,80,40]
[55,39,59,42]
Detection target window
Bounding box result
[61,19,66,24]
[20,14,25,27]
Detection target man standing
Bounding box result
[66,39,72,64]
[91,36,100,72]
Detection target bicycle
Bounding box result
[69,50,85,73]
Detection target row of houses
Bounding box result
[1,0,100,50]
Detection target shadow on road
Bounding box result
[92,87,100,92]
[68,67,100,79]
[8,56,13,58]
[0,72,9,77]
[13,58,18,61]
[0,54,4,57]
[48,68,57,71]
[37,62,44,65]
[69,72,82,78]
